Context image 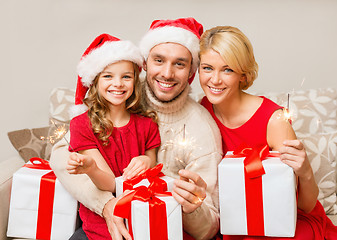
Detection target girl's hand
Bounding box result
[66,152,96,175]
[279,139,313,180]
[122,155,152,180]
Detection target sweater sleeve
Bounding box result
[182,104,223,240]
[49,131,114,216]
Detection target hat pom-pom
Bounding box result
[69,104,88,119]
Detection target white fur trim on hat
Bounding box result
[69,104,88,119]
[77,40,143,87]
[139,26,200,73]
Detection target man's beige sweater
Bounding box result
[50,82,222,240]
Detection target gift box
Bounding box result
[218,146,297,237]
[114,164,183,240]
[7,158,78,240]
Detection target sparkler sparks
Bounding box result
[40,120,74,151]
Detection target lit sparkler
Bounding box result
[41,120,74,151]
[160,124,196,172]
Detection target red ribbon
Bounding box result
[24,158,56,240]
[114,165,172,240]
[123,163,168,192]
[225,145,280,236]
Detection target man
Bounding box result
[50,17,222,240]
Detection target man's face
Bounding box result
[144,43,193,102]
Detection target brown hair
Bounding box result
[83,62,157,145]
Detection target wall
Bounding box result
[1,0,336,161]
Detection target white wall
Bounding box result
[1,0,337,161]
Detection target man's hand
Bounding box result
[172,169,207,213]
[103,195,132,240]
[66,152,96,175]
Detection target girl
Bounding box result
[66,34,161,240]
[199,26,337,239]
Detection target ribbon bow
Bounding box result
[24,157,52,170]
[123,163,168,192]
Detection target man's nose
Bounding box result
[161,63,174,80]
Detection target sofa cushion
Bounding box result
[262,88,337,137]
[49,87,75,123]
[8,127,54,162]
[300,131,337,214]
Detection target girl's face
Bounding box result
[97,60,135,110]
[199,49,245,105]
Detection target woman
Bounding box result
[199,26,337,239]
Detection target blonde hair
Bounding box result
[199,26,258,90]
[83,62,157,145]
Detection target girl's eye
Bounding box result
[224,68,234,73]
[102,74,112,78]
[123,75,132,79]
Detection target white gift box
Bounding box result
[219,151,297,237]
[128,195,183,240]
[116,175,175,197]
[7,162,78,240]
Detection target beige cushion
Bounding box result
[262,88,337,137]
[299,131,337,214]
[7,127,54,162]
[49,87,75,123]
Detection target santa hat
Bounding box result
[71,33,143,118]
[139,17,203,84]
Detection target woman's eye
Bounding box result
[203,66,212,71]
[224,68,234,73]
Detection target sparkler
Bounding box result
[160,124,196,172]
[41,120,74,151]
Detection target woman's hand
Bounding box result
[279,139,313,180]
[279,139,318,212]
[66,152,96,175]
[122,155,152,180]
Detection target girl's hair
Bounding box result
[199,26,258,90]
[83,62,157,145]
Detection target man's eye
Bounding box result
[176,62,185,67]
[155,59,162,63]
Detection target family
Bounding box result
[50,18,337,240]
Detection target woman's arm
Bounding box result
[267,109,318,213]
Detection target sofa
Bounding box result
[1,86,336,239]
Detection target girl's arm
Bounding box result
[122,147,158,180]
[267,109,318,213]
[67,149,116,192]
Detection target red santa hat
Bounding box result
[72,33,143,118]
[139,17,203,84]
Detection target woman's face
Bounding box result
[97,60,135,110]
[199,49,245,105]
